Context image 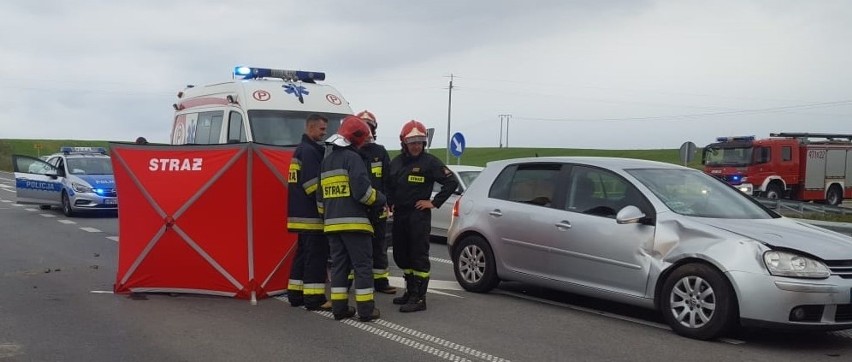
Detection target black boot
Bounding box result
[399,277,427,313]
[288,290,304,307]
[334,306,356,320]
[393,274,415,305]
[359,306,380,322]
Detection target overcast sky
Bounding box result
[1,0,851,150]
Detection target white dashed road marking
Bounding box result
[57,219,76,225]
[106,236,119,242]
[79,227,102,233]
[40,214,56,218]
[1,200,12,203]
[274,296,510,362]
[388,249,452,265]
[12,204,24,207]
[25,208,36,212]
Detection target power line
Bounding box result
[516,99,852,123]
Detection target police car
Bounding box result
[12,147,117,216]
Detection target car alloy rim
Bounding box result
[458,244,486,284]
[669,276,715,329]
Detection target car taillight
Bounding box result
[452,198,461,218]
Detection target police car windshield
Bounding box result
[66,157,113,175]
[248,110,344,146]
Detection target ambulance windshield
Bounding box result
[248,110,345,146]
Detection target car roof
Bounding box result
[485,156,686,171]
[448,165,484,172]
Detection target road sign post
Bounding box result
[679,141,697,166]
[450,132,465,165]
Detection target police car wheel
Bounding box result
[62,192,75,217]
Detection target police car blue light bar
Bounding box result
[715,136,755,142]
[233,66,326,82]
[60,146,107,155]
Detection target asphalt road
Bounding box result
[2,170,852,361]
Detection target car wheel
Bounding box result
[764,183,783,200]
[826,185,843,206]
[39,205,52,210]
[452,235,499,293]
[660,263,737,340]
[62,192,74,217]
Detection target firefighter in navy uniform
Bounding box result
[319,116,387,322]
[286,114,331,310]
[355,110,396,295]
[388,120,458,313]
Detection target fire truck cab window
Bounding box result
[755,147,770,164]
[781,146,792,161]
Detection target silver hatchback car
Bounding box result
[448,156,852,340]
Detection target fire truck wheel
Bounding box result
[764,183,783,200]
[826,185,843,206]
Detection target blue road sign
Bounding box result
[450,132,465,157]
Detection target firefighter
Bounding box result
[388,120,458,313]
[286,114,331,311]
[319,115,386,322]
[356,110,396,295]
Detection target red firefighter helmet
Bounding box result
[399,120,428,145]
[356,110,377,131]
[333,115,371,148]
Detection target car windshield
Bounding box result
[248,110,345,146]
[627,168,774,219]
[457,171,481,189]
[66,157,113,175]
[703,146,753,167]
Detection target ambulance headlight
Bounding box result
[72,182,93,193]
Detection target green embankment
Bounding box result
[0,139,702,172]
[0,139,113,171]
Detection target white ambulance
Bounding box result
[171,66,353,145]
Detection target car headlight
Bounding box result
[72,182,93,193]
[763,250,830,279]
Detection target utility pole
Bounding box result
[506,114,511,148]
[446,74,454,164]
[498,114,511,148]
[498,115,504,148]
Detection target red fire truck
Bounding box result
[702,132,852,205]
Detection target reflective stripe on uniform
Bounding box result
[403,269,413,276]
[370,162,382,178]
[324,217,374,233]
[303,177,319,195]
[331,287,348,301]
[359,187,377,205]
[316,202,324,215]
[303,283,325,296]
[288,159,301,183]
[412,270,430,278]
[287,217,323,231]
[288,279,304,290]
[355,288,374,302]
[372,269,389,279]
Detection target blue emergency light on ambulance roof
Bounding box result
[233,66,326,82]
[715,135,755,142]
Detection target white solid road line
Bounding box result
[79,227,102,233]
[274,295,510,362]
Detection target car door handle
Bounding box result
[555,221,572,230]
[489,209,502,217]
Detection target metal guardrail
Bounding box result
[755,197,852,216]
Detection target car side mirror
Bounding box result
[616,205,646,224]
[45,172,58,179]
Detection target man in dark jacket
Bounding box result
[319,116,386,322]
[355,110,396,295]
[388,120,458,313]
[286,114,331,310]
